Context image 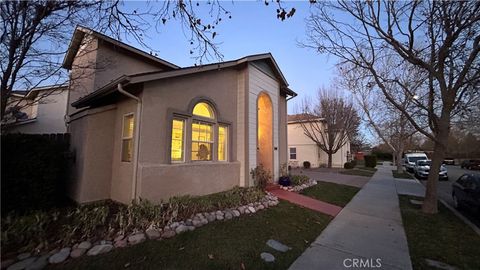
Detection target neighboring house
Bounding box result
[63,26,297,204]
[287,114,350,168]
[3,84,68,134]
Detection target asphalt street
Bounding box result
[418,165,480,227]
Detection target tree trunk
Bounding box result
[396,150,404,173]
[422,128,449,214]
[327,153,333,168]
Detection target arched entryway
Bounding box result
[257,92,273,182]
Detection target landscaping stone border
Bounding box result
[3,193,279,270]
[279,180,318,192]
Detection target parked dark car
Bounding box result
[452,174,480,212]
[460,159,480,170]
[443,157,455,165]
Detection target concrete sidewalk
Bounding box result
[288,166,412,270]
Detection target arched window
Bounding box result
[170,100,228,163]
[192,102,215,119]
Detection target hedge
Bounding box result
[364,155,377,168]
[1,133,71,215]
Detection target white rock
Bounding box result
[114,239,127,248]
[70,248,87,258]
[215,210,224,216]
[7,257,36,270]
[224,212,233,220]
[206,213,216,222]
[232,210,240,217]
[77,241,92,250]
[161,230,176,239]
[245,209,251,214]
[216,214,224,221]
[26,255,49,270]
[248,206,256,213]
[48,248,70,264]
[201,218,208,225]
[146,228,161,239]
[187,226,195,231]
[170,222,180,229]
[192,218,203,227]
[238,206,246,214]
[186,219,193,226]
[175,225,189,234]
[127,233,146,245]
[17,253,31,261]
[258,205,265,210]
[260,252,275,263]
[266,239,291,252]
[86,244,113,256]
[113,235,125,242]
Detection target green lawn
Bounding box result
[51,202,331,270]
[301,181,360,207]
[392,170,414,179]
[399,196,480,270]
[340,169,375,177]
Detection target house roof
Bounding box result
[62,25,179,70]
[288,113,324,124]
[72,53,298,108]
[12,83,68,100]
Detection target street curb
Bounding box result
[439,199,480,236]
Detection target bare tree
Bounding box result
[299,88,360,168]
[303,1,480,214]
[1,0,299,125]
[338,64,418,173]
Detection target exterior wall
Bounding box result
[67,36,165,117]
[68,106,116,202]
[8,90,68,134]
[236,67,248,186]
[248,63,280,184]
[278,95,288,169]
[136,68,241,202]
[110,99,137,204]
[288,122,350,168]
[93,41,166,90]
[68,37,98,116]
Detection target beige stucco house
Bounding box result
[288,114,350,168]
[64,26,297,204]
[4,84,68,134]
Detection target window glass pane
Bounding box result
[123,114,134,138]
[192,120,213,161]
[192,102,214,118]
[171,119,184,162]
[192,142,212,161]
[122,139,133,162]
[218,126,227,161]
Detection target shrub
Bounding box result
[290,175,309,186]
[344,162,355,169]
[364,155,377,168]
[1,187,265,254]
[250,165,271,190]
[303,161,311,169]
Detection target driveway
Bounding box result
[417,165,480,227]
[290,168,370,188]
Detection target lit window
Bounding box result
[122,114,134,162]
[289,147,297,160]
[192,121,213,161]
[218,126,228,161]
[171,119,185,162]
[192,102,214,119]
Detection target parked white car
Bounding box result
[404,153,428,173]
[414,160,449,181]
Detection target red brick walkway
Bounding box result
[267,185,343,217]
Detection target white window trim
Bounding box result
[289,147,297,160]
[218,125,228,162]
[171,118,186,163]
[121,112,135,162]
[191,120,214,161]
